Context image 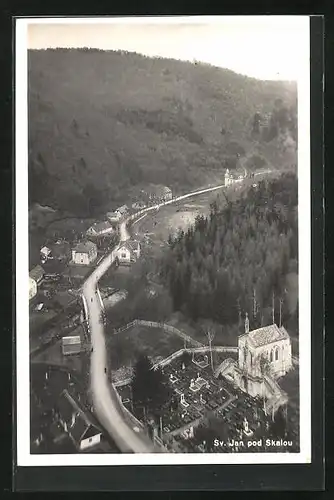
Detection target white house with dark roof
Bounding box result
[71,241,97,265]
[40,246,52,263]
[86,221,114,237]
[106,211,122,223]
[115,205,129,218]
[56,389,102,451]
[112,240,141,265]
[224,168,245,187]
[145,184,172,204]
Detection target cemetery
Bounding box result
[114,349,295,453]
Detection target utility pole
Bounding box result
[237,298,241,325]
[253,288,257,322]
[279,298,283,328]
[207,330,215,374]
[159,416,163,440]
[272,291,275,324]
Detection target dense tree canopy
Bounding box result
[28,49,297,214]
[160,173,298,338]
[131,353,172,419]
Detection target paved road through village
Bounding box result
[82,172,272,453]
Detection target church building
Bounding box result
[238,313,293,381]
[216,313,292,413]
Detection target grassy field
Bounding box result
[29,309,58,333]
[106,324,185,371]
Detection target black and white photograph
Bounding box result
[15,16,311,466]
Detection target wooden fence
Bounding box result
[112,319,204,348]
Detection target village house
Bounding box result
[112,240,141,265]
[86,221,114,237]
[71,241,97,266]
[29,264,44,285]
[56,389,102,451]
[115,205,129,218]
[29,276,37,300]
[62,335,82,356]
[145,184,173,204]
[40,246,52,263]
[224,168,245,187]
[132,201,146,210]
[40,241,71,264]
[106,211,122,223]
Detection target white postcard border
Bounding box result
[15,16,311,466]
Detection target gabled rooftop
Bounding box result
[72,240,97,254]
[118,240,140,254]
[29,265,44,282]
[89,221,113,233]
[116,205,129,214]
[240,324,290,348]
[146,184,172,197]
[106,211,120,219]
[57,390,101,445]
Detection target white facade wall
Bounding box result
[134,242,141,259]
[238,336,292,379]
[72,246,97,265]
[80,433,101,450]
[72,251,90,265]
[29,277,37,300]
[116,246,131,263]
[100,227,114,235]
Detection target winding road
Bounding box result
[82,173,272,453]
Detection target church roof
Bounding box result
[242,324,290,348]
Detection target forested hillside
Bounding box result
[160,173,298,338]
[28,49,297,216]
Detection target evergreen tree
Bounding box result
[160,173,298,340]
[131,353,171,420]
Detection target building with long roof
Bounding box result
[56,389,102,451]
[71,240,97,265]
